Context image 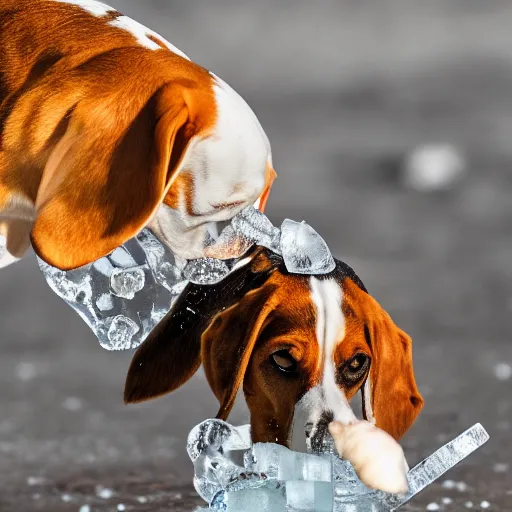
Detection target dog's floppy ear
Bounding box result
[201,284,277,420]
[345,279,424,440]
[123,282,205,404]
[31,83,192,270]
[124,248,277,405]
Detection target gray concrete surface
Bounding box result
[1,1,512,510]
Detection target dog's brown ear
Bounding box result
[31,83,192,270]
[201,283,277,420]
[123,284,204,404]
[345,279,424,440]
[124,248,277,405]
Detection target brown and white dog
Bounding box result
[125,247,424,450]
[1,0,424,459]
[0,0,275,270]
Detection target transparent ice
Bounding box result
[231,206,281,254]
[38,207,337,350]
[37,229,187,350]
[280,219,336,275]
[187,419,489,511]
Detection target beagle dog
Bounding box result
[0,0,275,271]
[125,247,424,449]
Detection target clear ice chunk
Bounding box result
[37,228,187,351]
[96,293,114,312]
[183,258,231,285]
[108,247,137,268]
[110,266,145,299]
[280,219,336,275]
[387,423,490,511]
[106,315,140,350]
[231,206,281,254]
[135,229,183,292]
[286,481,333,511]
[252,443,331,482]
[187,419,489,511]
[211,482,286,512]
[187,420,253,503]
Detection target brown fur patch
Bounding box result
[340,278,424,439]
[0,0,218,268]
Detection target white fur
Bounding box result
[52,0,114,17]
[329,421,409,494]
[186,75,270,219]
[108,16,189,59]
[149,75,272,260]
[363,377,376,425]
[290,278,358,451]
[231,256,253,272]
[53,0,190,59]
[0,194,36,223]
[310,277,356,424]
[0,194,35,267]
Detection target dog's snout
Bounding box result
[307,411,335,454]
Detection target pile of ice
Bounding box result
[37,229,186,350]
[187,419,489,512]
[37,207,336,350]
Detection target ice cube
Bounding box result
[204,225,254,260]
[332,457,370,498]
[280,219,335,275]
[136,229,183,291]
[96,293,114,311]
[210,483,286,512]
[187,420,255,503]
[286,481,332,511]
[93,258,114,277]
[37,228,186,351]
[252,443,331,482]
[110,266,145,299]
[187,420,252,462]
[38,261,94,305]
[106,315,140,350]
[182,258,231,285]
[392,423,490,510]
[193,453,243,502]
[108,247,137,268]
[231,206,281,254]
[188,420,489,512]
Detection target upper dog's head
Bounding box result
[8,0,275,269]
[124,247,423,447]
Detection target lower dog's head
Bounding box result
[124,247,423,447]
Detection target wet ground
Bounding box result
[1,1,512,511]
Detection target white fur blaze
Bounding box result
[310,277,356,424]
[52,0,190,59]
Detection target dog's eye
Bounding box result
[339,353,370,385]
[270,350,297,374]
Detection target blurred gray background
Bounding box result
[1,1,512,510]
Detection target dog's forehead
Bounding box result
[244,250,368,341]
[305,266,368,362]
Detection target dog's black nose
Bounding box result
[320,411,335,424]
[307,411,335,454]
